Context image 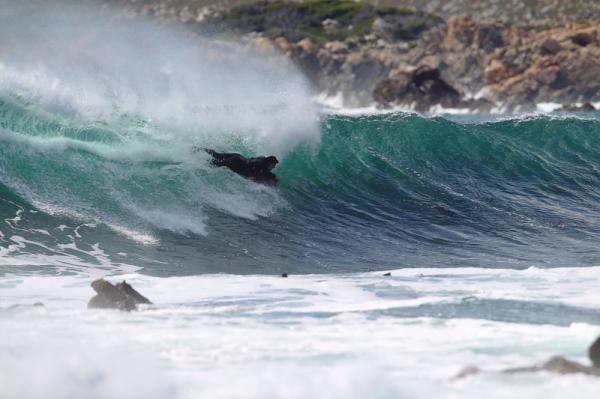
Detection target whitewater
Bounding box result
[2,2,600,398]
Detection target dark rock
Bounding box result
[373,65,464,111]
[589,336,600,367]
[476,23,505,53]
[540,38,562,55]
[383,272,391,276]
[281,273,288,278]
[294,38,321,80]
[372,68,412,105]
[88,278,151,311]
[484,25,600,110]
[89,279,136,311]
[559,102,596,112]
[571,32,594,47]
[116,280,152,305]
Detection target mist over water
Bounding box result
[0,0,319,154]
[0,0,320,262]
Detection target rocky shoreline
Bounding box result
[101,0,600,112]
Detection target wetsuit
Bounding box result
[204,149,278,184]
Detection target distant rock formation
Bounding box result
[559,102,596,112]
[373,64,493,112]
[483,24,600,111]
[98,0,600,112]
[254,15,600,111]
[88,279,152,311]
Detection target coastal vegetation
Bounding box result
[203,0,441,42]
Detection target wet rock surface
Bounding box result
[589,336,600,367]
[88,279,152,311]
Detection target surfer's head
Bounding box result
[265,156,278,171]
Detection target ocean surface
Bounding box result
[2,2,600,398]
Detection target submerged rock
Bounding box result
[2,302,44,311]
[456,335,600,378]
[589,336,600,367]
[88,279,152,311]
[373,64,494,112]
[503,356,600,376]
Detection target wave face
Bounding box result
[2,92,600,275]
[279,113,600,271]
[1,2,600,276]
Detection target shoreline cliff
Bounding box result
[102,0,600,112]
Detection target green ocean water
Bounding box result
[2,93,600,275]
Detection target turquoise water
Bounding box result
[2,94,600,275]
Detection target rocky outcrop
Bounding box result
[88,279,152,311]
[100,0,600,112]
[374,65,494,111]
[457,335,600,379]
[264,16,508,109]
[368,18,600,111]
[483,25,600,110]
[559,102,596,112]
[589,336,600,367]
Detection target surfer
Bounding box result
[199,148,279,185]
